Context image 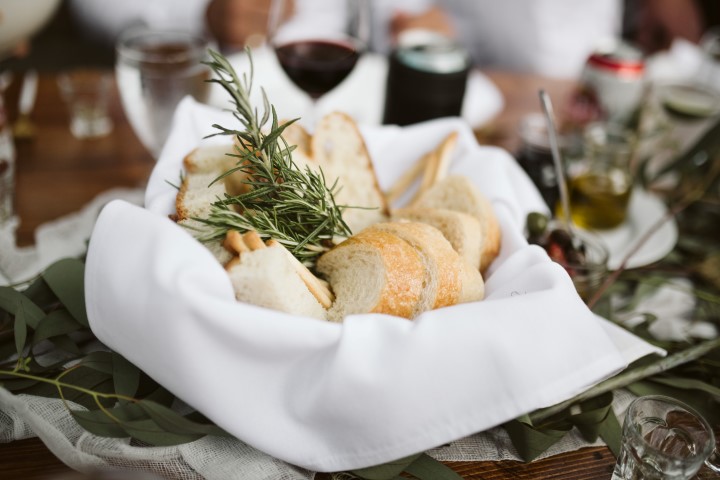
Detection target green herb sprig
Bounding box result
[196,49,352,266]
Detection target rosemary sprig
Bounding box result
[196,49,352,265]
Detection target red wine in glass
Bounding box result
[275,40,360,100]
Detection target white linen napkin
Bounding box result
[85,98,662,472]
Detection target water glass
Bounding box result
[57,70,114,139]
[116,28,210,158]
[612,395,720,480]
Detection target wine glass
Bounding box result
[116,28,211,159]
[268,0,370,117]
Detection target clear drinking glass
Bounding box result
[612,395,720,480]
[268,0,370,119]
[57,70,114,139]
[564,122,635,230]
[116,28,210,158]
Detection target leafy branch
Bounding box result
[194,49,352,266]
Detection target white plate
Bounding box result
[582,189,678,270]
[207,46,504,129]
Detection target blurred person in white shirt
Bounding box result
[69,0,705,78]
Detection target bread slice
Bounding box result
[369,222,461,315]
[226,247,327,321]
[311,111,388,234]
[178,218,234,266]
[176,172,228,221]
[183,144,236,174]
[391,207,483,271]
[317,228,425,321]
[414,176,501,273]
[280,120,311,156]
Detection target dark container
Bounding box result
[516,113,561,210]
[382,40,470,126]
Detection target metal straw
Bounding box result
[538,89,573,232]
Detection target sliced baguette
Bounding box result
[369,222,461,315]
[176,172,228,222]
[414,176,501,273]
[280,120,311,156]
[317,228,425,321]
[183,144,236,174]
[226,247,327,321]
[391,207,483,271]
[311,111,388,233]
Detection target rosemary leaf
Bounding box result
[197,49,351,265]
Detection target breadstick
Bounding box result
[266,239,334,309]
[384,153,429,204]
[431,131,458,185]
[410,132,459,205]
[242,231,266,250]
[224,256,241,271]
[224,230,249,254]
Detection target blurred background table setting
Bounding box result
[1,0,720,479]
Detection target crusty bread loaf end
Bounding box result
[317,228,425,321]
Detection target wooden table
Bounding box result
[0,69,616,480]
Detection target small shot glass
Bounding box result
[57,70,114,139]
[613,395,720,480]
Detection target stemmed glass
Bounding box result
[268,0,370,118]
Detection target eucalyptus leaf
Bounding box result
[627,380,720,425]
[351,453,421,480]
[503,417,572,462]
[647,375,720,398]
[21,276,57,310]
[13,309,27,357]
[49,335,82,356]
[71,409,134,438]
[112,353,140,402]
[403,453,464,480]
[79,351,114,375]
[20,379,65,398]
[571,392,615,443]
[33,309,83,345]
[87,402,207,444]
[42,258,88,327]
[596,407,622,458]
[137,400,229,437]
[0,377,40,391]
[121,418,204,446]
[0,287,45,329]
